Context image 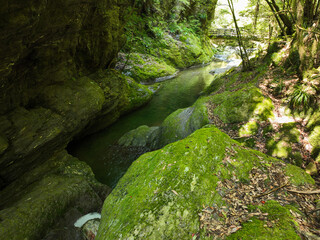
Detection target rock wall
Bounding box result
[0,1,153,238]
[0,0,125,114]
[0,0,218,238]
[0,0,154,189]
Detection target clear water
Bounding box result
[69,60,236,187]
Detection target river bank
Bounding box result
[97,41,320,239]
[69,50,242,187]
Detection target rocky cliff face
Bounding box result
[0,0,125,114]
[0,0,219,238]
[0,0,154,190]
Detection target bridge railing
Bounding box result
[208,28,263,39]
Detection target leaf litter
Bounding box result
[199,162,320,239]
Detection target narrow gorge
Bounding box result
[0,0,320,239]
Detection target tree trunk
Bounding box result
[265,0,286,35]
[253,0,261,32]
[265,0,294,34]
[227,0,251,70]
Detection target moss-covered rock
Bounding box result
[120,53,177,83]
[97,126,312,239]
[227,201,300,240]
[210,87,274,124]
[266,123,301,162]
[118,125,160,148]
[0,70,152,189]
[117,21,216,83]
[309,126,320,157]
[0,0,126,115]
[158,97,210,147]
[0,151,109,240]
[118,96,210,151]
[239,121,259,137]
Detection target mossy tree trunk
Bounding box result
[296,0,320,73]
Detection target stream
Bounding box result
[68,50,241,188]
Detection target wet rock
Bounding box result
[0,0,125,115]
[0,151,110,240]
[118,125,160,148]
[118,96,210,151]
[158,97,209,147]
[0,0,152,190]
[0,71,152,190]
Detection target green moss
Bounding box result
[158,97,210,147]
[239,121,259,137]
[122,96,211,150]
[76,70,153,132]
[123,53,176,83]
[118,125,159,148]
[285,164,315,185]
[0,151,105,240]
[124,77,153,110]
[306,109,320,130]
[266,123,301,163]
[267,139,290,159]
[209,87,274,124]
[305,162,318,176]
[309,126,320,156]
[121,21,215,83]
[228,201,300,240]
[271,52,284,66]
[97,126,312,239]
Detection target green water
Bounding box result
[69,61,228,187]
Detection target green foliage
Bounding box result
[151,26,164,38]
[289,84,316,112]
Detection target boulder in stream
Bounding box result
[118,96,210,150]
[97,126,315,239]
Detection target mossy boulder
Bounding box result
[239,121,259,137]
[38,76,105,130]
[227,200,301,240]
[309,126,320,157]
[266,123,301,163]
[209,87,274,124]
[117,25,215,83]
[0,151,110,240]
[118,125,160,148]
[120,53,177,83]
[97,126,313,239]
[0,70,152,189]
[158,97,210,147]
[118,96,210,150]
[83,70,153,133]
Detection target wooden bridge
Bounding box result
[208,28,263,40]
[208,28,238,37]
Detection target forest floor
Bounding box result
[205,63,320,238]
[208,65,316,173]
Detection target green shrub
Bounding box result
[289,85,316,112]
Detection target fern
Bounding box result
[289,85,316,112]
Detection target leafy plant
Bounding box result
[289,85,316,111]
